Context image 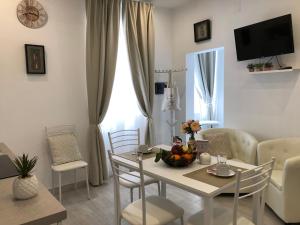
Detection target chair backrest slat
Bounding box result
[110,129,139,134]
[113,143,140,149]
[111,134,138,139]
[112,139,139,145]
[240,167,272,183]
[239,175,270,192]
[239,184,268,200]
[108,129,140,153]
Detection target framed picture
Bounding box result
[194,19,211,42]
[155,82,167,95]
[25,44,46,74]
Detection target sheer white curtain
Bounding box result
[194,74,207,121]
[100,22,147,156]
[193,50,217,122]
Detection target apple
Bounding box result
[171,144,184,155]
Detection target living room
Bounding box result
[0,0,299,225]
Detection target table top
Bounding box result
[0,143,16,160]
[0,143,66,225]
[113,154,256,197]
[0,177,66,225]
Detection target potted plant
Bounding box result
[255,63,264,71]
[247,63,255,72]
[264,62,273,71]
[13,154,38,200]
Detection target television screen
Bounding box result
[234,14,294,61]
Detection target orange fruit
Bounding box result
[171,154,181,161]
[182,153,193,161]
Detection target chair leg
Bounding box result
[160,181,167,197]
[58,172,62,203]
[130,188,133,202]
[180,216,184,225]
[138,187,141,199]
[157,181,161,196]
[52,171,55,195]
[85,166,90,199]
[252,193,260,225]
[74,169,77,189]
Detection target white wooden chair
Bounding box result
[187,158,275,225]
[108,150,184,225]
[108,129,160,202]
[46,125,90,202]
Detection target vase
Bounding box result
[188,133,196,151]
[13,175,39,200]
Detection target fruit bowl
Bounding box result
[155,144,197,167]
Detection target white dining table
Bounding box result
[112,150,256,225]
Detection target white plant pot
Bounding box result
[13,175,38,200]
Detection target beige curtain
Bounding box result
[124,0,155,145]
[85,0,120,185]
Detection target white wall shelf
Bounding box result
[248,69,299,75]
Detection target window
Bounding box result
[101,20,147,153]
[186,47,224,128]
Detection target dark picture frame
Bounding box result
[155,82,167,95]
[194,19,211,42]
[25,44,46,74]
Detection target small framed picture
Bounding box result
[25,44,46,74]
[155,82,167,95]
[194,19,211,42]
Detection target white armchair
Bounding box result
[257,138,300,224]
[197,128,258,165]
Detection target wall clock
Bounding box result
[17,0,48,29]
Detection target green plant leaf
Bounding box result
[14,154,38,178]
[154,151,162,162]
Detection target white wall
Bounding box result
[170,0,300,140]
[0,0,89,188]
[153,7,175,144]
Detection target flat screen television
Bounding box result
[234,14,294,61]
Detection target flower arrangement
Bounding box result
[181,120,201,140]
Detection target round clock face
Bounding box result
[17,0,48,29]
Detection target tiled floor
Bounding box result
[56,179,286,225]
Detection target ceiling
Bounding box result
[152,0,193,9]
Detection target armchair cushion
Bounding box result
[197,128,258,165]
[47,133,82,165]
[258,138,300,170]
[202,133,233,159]
[270,170,283,191]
